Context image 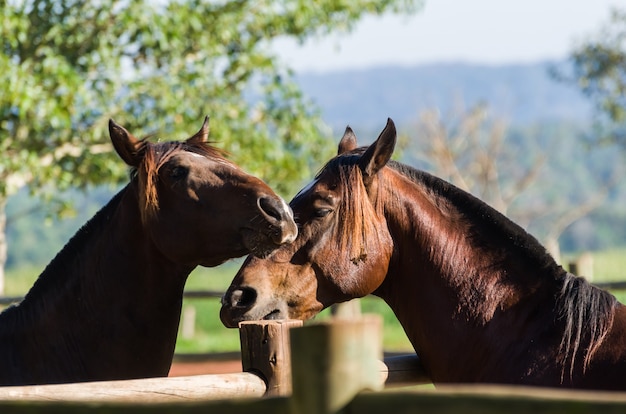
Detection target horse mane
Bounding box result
[329,150,617,382]
[557,274,616,380]
[132,138,228,224]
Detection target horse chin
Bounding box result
[262,309,284,321]
[240,228,280,258]
[220,296,290,328]
[220,307,286,328]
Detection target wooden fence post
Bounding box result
[180,305,196,339]
[569,252,594,282]
[289,315,383,414]
[239,319,303,397]
[330,298,362,319]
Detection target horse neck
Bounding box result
[79,184,192,319]
[28,184,190,312]
[0,184,193,382]
[374,169,563,382]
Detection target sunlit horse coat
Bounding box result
[221,118,626,390]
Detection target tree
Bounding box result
[410,103,620,263]
[413,103,544,215]
[559,8,626,144]
[0,0,421,293]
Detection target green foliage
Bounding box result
[0,0,420,203]
[175,299,241,353]
[0,0,421,290]
[561,8,626,144]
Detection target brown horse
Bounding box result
[221,118,626,390]
[0,117,297,386]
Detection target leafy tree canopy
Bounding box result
[560,8,626,144]
[0,0,420,293]
[0,0,420,202]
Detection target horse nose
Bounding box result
[258,196,297,244]
[221,287,258,328]
[223,287,257,309]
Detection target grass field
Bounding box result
[5,248,626,354]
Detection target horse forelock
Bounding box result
[135,141,177,224]
[135,139,228,224]
[312,154,390,294]
[335,164,382,265]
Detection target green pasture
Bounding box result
[5,247,626,354]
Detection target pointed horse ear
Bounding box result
[109,119,144,167]
[338,126,357,154]
[187,116,210,145]
[358,118,396,183]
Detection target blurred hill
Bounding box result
[295,61,591,131]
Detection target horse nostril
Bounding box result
[258,196,297,245]
[258,196,285,223]
[230,287,257,309]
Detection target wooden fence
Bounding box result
[2,316,626,413]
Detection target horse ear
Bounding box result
[338,126,357,154]
[358,118,396,181]
[109,119,144,167]
[187,116,210,144]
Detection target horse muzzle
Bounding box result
[220,286,288,328]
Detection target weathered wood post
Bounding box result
[569,252,594,282]
[239,319,303,397]
[180,305,196,339]
[330,299,362,319]
[289,315,383,414]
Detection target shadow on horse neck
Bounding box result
[0,118,297,386]
[0,188,186,385]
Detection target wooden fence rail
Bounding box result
[0,356,428,404]
[0,373,267,403]
[2,316,626,413]
[4,386,626,414]
[0,318,429,404]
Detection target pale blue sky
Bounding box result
[272,0,626,73]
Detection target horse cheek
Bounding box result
[354,225,393,296]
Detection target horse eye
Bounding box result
[314,208,331,218]
[170,166,188,180]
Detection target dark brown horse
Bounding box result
[221,118,626,390]
[0,117,297,386]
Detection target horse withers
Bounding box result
[221,118,626,390]
[0,117,297,386]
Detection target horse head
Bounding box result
[220,119,396,326]
[109,117,298,268]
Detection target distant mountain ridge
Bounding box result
[295,61,593,130]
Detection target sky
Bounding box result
[272,0,626,73]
